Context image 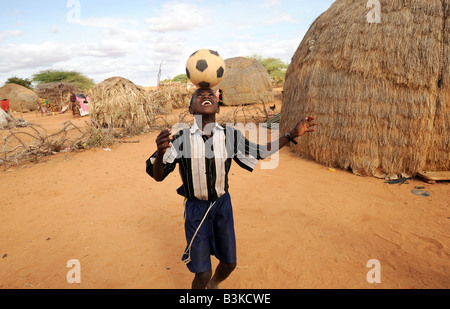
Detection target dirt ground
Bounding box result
[0,107,449,289]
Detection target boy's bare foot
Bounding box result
[206,262,236,289]
[207,280,220,289]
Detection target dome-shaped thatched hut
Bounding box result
[0,83,38,113]
[214,57,274,106]
[90,77,160,129]
[280,0,449,177]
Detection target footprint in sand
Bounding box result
[411,233,445,255]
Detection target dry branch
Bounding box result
[1,121,89,167]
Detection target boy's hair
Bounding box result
[190,88,215,107]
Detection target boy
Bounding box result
[146,88,317,289]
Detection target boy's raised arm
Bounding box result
[152,129,173,182]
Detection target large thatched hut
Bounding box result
[0,83,38,112]
[214,57,274,106]
[90,77,160,129]
[280,0,449,177]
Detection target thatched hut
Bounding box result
[145,84,194,110]
[36,83,80,111]
[0,84,38,112]
[90,77,161,129]
[280,0,449,177]
[213,57,274,106]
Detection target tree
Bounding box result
[250,55,289,86]
[32,70,96,91]
[5,76,34,89]
[172,74,188,84]
[160,74,188,85]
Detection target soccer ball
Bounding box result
[186,49,226,88]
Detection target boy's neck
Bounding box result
[194,114,216,137]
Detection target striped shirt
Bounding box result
[146,122,262,201]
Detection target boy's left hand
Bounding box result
[290,116,317,138]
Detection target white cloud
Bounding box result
[50,25,59,34]
[263,0,282,8]
[0,34,137,73]
[71,17,132,28]
[147,35,188,56]
[82,18,122,28]
[0,30,22,42]
[145,2,213,32]
[221,36,305,63]
[0,41,71,72]
[100,27,144,42]
[0,26,189,86]
[266,11,300,25]
[78,42,132,58]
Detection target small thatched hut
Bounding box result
[214,57,274,106]
[0,83,38,112]
[280,0,449,177]
[90,77,160,129]
[36,83,80,111]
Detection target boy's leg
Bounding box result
[209,192,237,289]
[192,269,212,289]
[207,261,237,289]
[184,199,214,288]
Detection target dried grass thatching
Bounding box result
[90,77,162,130]
[214,57,274,106]
[0,83,39,112]
[280,0,449,177]
[36,83,80,111]
[146,84,195,111]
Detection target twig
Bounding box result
[119,140,140,144]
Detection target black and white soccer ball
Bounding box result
[186,49,226,88]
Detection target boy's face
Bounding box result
[189,88,220,116]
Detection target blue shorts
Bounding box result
[182,192,237,274]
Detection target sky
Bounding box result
[0,0,335,87]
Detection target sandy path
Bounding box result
[0,113,449,289]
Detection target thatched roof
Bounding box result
[145,84,194,110]
[280,0,449,177]
[90,77,161,129]
[0,84,38,112]
[36,82,80,110]
[213,57,274,106]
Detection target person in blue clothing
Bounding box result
[146,87,317,289]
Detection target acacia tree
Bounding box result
[250,55,289,86]
[5,77,34,89]
[172,74,188,84]
[32,70,96,91]
[160,74,188,84]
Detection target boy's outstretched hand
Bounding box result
[260,116,317,159]
[290,116,317,138]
